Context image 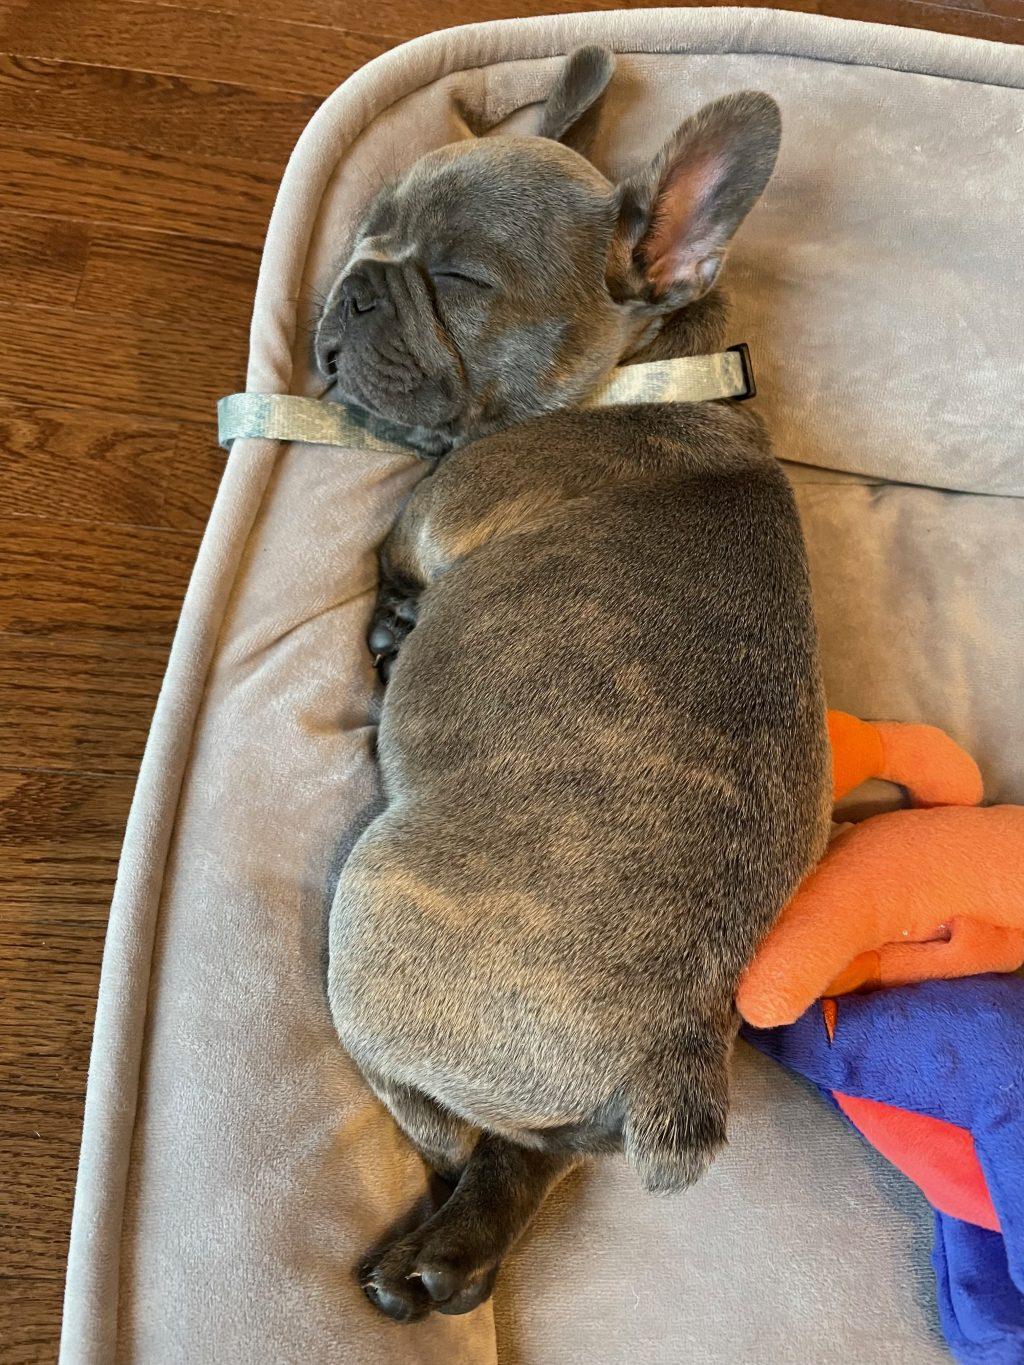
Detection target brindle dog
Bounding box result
[317,48,831,1322]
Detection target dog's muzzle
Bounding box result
[316,261,466,428]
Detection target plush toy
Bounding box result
[825,709,984,810]
[737,714,1024,1028]
[737,713,1024,1362]
[744,979,1024,1364]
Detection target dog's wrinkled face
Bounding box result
[315,48,781,452]
[317,138,626,443]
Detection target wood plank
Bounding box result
[0,517,199,645]
[0,1276,69,1364]
[122,0,623,36]
[0,296,247,423]
[164,423,227,531]
[0,772,129,1079]
[0,838,123,911]
[812,0,1024,38]
[0,213,88,309]
[0,766,125,1348]
[0,399,222,532]
[0,767,128,1091]
[0,1089,94,1277]
[0,764,135,854]
[0,53,318,163]
[77,224,260,331]
[1,916,108,1090]
[898,0,1024,18]
[0,634,168,774]
[0,128,280,246]
[0,0,392,97]
[120,0,1024,43]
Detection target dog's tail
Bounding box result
[622,1027,730,1194]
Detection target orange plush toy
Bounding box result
[737,711,1024,1029]
[825,709,984,810]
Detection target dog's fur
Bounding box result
[318,49,831,1323]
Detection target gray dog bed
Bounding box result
[61,9,1024,1362]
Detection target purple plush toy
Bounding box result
[743,975,1024,1363]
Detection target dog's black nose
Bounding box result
[340,271,377,316]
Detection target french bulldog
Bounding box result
[317,47,831,1323]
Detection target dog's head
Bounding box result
[315,48,780,452]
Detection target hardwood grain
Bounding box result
[1,1093,96,1306]
[0,0,1017,1358]
[122,0,1024,43]
[2,906,112,1092]
[0,54,318,163]
[0,635,170,773]
[952,0,1024,14]
[0,298,247,423]
[2,1278,73,1365]
[1,769,131,1352]
[801,0,1024,39]
[123,0,623,38]
[0,129,281,245]
[0,0,393,97]
[0,518,199,644]
[0,767,134,912]
[164,425,228,531]
[1,1092,101,1244]
[0,214,88,309]
[0,400,223,531]
[78,228,260,330]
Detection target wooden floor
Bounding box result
[0,0,1020,1357]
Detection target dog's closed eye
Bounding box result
[429,267,494,290]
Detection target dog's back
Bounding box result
[330,400,830,1153]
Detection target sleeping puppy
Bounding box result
[317,47,831,1322]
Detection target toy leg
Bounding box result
[932,1213,1024,1363]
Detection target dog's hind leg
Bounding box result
[362,1069,476,1180]
[360,1132,576,1322]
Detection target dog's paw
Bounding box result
[358,1225,500,1323]
[367,596,418,683]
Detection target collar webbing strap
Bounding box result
[216,391,405,453]
[217,344,755,452]
[581,344,753,410]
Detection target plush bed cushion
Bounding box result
[61,9,1024,1362]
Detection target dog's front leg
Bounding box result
[361,1134,575,1322]
[367,578,420,683]
[365,475,444,682]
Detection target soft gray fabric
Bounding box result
[497,1044,948,1365]
[62,9,1024,1363]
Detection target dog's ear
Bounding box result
[622,1030,729,1194]
[449,96,490,141]
[609,91,781,311]
[538,46,615,155]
